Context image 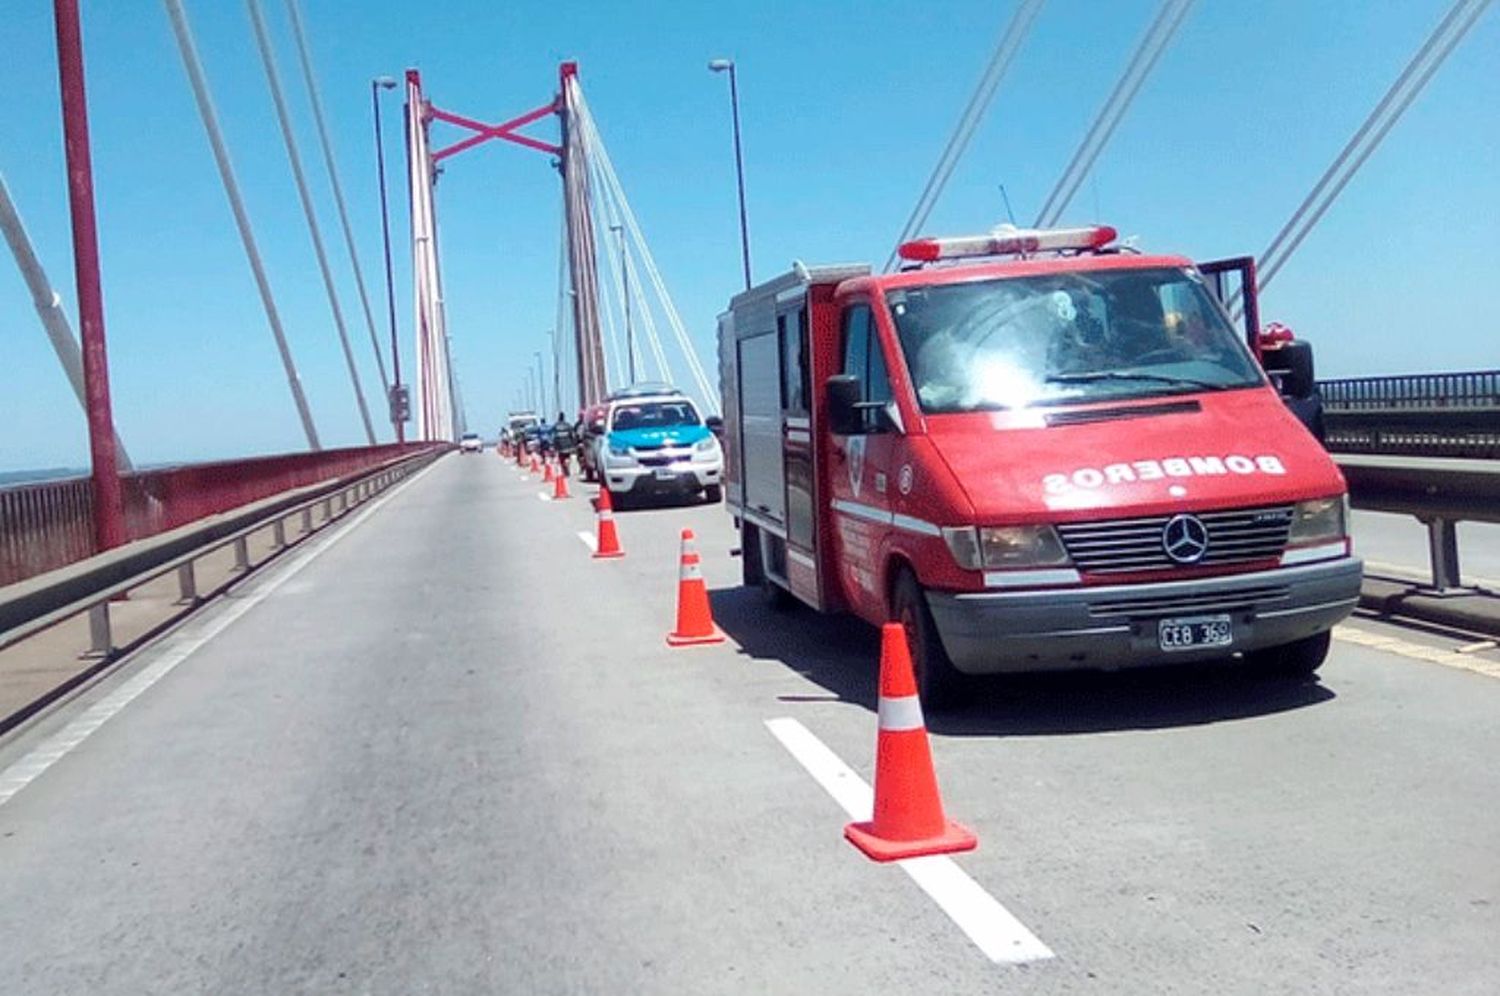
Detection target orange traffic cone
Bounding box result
[529,454,541,475]
[844,623,976,862]
[667,529,725,647]
[542,460,555,483]
[592,488,625,559]
[552,464,571,500]
[515,447,525,467]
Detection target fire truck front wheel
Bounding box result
[891,569,964,710]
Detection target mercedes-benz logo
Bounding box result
[1162,513,1209,564]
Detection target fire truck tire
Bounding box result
[1247,630,1330,678]
[742,524,795,610]
[891,569,963,709]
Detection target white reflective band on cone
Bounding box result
[681,561,703,581]
[878,694,926,732]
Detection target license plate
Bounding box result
[653,468,677,481]
[1158,614,1233,652]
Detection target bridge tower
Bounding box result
[556,63,608,412]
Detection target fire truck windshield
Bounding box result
[886,267,1264,412]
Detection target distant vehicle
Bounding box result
[505,412,541,448]
[594,390,723,506]
[719,223,1360,706]
[459,432,484,454]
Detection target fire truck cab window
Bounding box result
[840,304,892,433]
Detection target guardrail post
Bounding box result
[176,561,197,604]
[301,507,313,533]
[322,497,333,521]
[1425,517,1463,594]
[85,602,111,658]
[272,518,287,549]
[233,536,250,573]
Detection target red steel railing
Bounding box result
[1,443,442,586]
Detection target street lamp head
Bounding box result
[708,58,734,72]
[374,76,398,89]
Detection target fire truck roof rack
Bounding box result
[896,224,1118,267]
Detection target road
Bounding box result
[1,453,1498,994]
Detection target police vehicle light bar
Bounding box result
[898,224,1117,263]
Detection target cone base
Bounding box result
[592,550,625,560]
[666,628,726,647]
[843,819,977,862]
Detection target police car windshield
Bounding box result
[611,400,700,431]
[887,267,1264,412]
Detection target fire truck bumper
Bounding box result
[925,556,1363,675]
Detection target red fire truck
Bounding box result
[718,225,1361,705]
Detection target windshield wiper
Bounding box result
[1046,369,1230,391]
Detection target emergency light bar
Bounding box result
[898,224,1117,263]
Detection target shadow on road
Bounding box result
[710,585,1336,737]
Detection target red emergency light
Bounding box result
[898,224,1118,263]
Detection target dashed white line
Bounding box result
[764,716,1054,965]
[0,457,446,810]
[536,492,553,502]
[576,530,597,553]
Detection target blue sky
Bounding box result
[3,1,1496,470]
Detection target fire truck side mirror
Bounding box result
[826,374,864,435]
[1264,340,1316,400]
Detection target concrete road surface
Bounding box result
[2,453,1497,994]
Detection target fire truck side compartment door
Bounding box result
[739,329,786,528]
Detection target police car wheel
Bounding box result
[704,485,723,504]
[1247,631,1330,679]
[891,569,963,710]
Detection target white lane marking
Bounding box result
[576,530,597,553]
[1333,624,1500,678]
[0,458,445,810]
[536,492,553,502]
[764,717,1054,965]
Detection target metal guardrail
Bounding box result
[0,443,435,586]
[1337,454,1500,593]
[0,446,447,735]
[1320,369,1500,459]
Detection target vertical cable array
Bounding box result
[883,0,1046,270]
[1033,0,1194,227]
[161,0,321,449]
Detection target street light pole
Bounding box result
[550,328,561,417]
[371,75,403,442]
[609,223,633,384]
[535,350,546,418]
[709,58,752,291]
[54,0,125,552]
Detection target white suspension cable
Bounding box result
[573,88,719,412]
[585,132,673,385]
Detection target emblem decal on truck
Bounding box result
[898,464,914,495]
[1043,454,1287,495]
[1162,514,1210,564]
[848,436,867,498]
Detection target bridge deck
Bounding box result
[1,454,1497,993]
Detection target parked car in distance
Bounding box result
[459,432,484,454]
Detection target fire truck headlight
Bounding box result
[1288,496,1347,545]
[979,525,1071,568]
[941,527,982,571]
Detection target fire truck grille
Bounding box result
[1088,584,1291,619]
[1057,505,1295,575]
